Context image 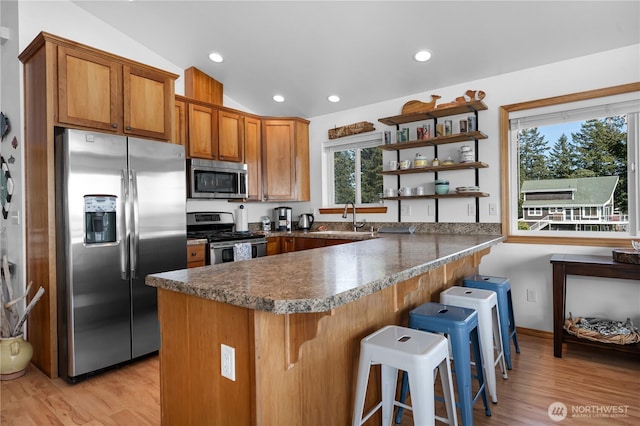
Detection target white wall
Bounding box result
[8,1,640,332]
[1,0,24,301]
[307,44,640,332]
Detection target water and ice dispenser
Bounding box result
[84,196,117,244]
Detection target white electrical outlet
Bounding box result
[401,204,411,216]
[489,203,497,216]
[526,288,537,302]
[221,344,236,381]
[467,203,476,216]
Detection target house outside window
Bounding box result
[500,84,640,243]
[528,207,543,217]
[323,132,383,206]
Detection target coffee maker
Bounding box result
[273,206,292,232]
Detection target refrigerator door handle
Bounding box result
[120,169,130,280]
[130,169,140,278]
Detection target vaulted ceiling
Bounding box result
[72,1,640,118]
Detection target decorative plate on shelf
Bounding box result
[456,186,480,193]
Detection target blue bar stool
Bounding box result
[395,303,491,426]
[463,275,520,370]
[352,325,458,426]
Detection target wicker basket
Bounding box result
[564,315,640,345]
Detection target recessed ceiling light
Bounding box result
[328,95,340,103]
[414,50,432,62]
[273,95,285,103]
[208,52,223,63]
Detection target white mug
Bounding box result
[415,186,424,195]
[399,160,411,169]
[399,187,412,196]
[388,160,398,170]
[384,188,395,197]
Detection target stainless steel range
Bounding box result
[187,212,267,264]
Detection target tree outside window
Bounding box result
[329,140,383,206]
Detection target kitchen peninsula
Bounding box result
[146,232,504,425]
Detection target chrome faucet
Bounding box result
[342,202,366,232]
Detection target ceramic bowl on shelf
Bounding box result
[434,179,449,194]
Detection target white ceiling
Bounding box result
[72,1,640,118]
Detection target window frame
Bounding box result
[322,131,384,207]
[500,82,640,246]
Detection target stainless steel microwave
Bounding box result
[187,159,248,199]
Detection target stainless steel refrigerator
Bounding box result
[55,128,186,382]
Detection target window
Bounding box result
[528,208,543,216]
[501,84,640,244]
[323,133,383,206]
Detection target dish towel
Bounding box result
[233,243,252,261]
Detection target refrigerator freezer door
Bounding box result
[128,138,186,357]
[58,129,132,378]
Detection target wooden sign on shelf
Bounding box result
[328,121,375,139]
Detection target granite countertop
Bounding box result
[187,238,208,245]
[148,233,504,314]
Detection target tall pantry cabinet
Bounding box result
[19,32,178,378]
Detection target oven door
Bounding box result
[210,240,267,264]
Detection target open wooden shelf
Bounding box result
[378,131,487,150]
[381,161,488,175]
[378,100,488,126]
[382,192,489,201]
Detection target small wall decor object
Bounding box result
[11,136,17,149]
[0,112,9,141]
[1,156,13,220]
[437,90,487,109]
[401,95,441,114]
[328,121,375,139]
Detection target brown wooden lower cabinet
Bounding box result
[186,243,206,268]
[156,250,487,425]
[266,236,353,255]
[281,236,295,253]
[266,237,280,256]
[294,237,326,251]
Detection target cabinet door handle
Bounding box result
[191,251,198,257]
[126,126,132,130]
[112,123,118,128]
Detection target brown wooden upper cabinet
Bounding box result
[244,116,262,200]
[183,99,244,162]
[217,110,243,162]
[56,44,174,140]
[262,118,310,201]
[172,99,187,146]
[187,102,218,158]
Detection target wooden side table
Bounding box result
[550,253,640,358]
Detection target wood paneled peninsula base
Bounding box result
[147,233,504,426]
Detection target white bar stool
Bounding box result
[440,286,507,404]
[352,325,457,426]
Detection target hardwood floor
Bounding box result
[1,333,638,425]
